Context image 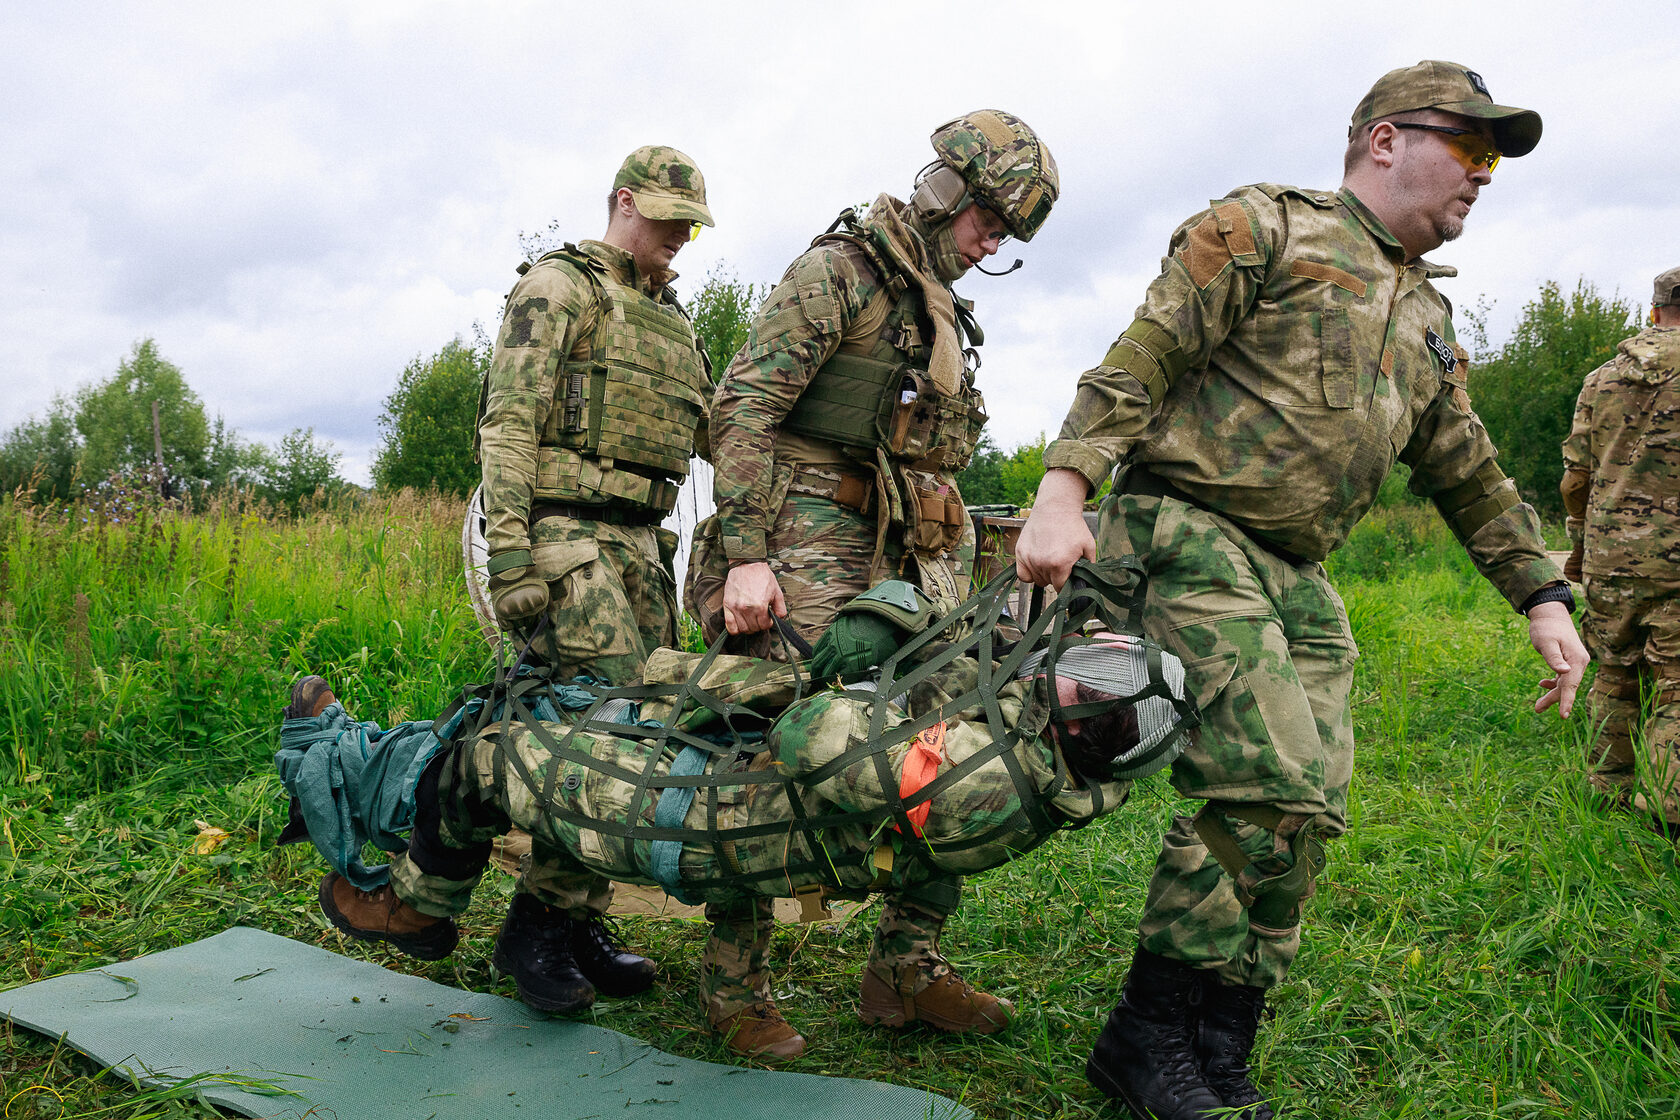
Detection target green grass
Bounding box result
[3,493,1678,1118]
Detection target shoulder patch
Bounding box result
[789,251,845,334]
[1182,213,1232,290]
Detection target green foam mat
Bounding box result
[2,926,971,1119]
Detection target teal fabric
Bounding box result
[0,928,972,1120]
[649,745,710,903]
[273,679,604,890]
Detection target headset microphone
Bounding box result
[975,258,1023,277]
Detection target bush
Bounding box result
[1467,280,1637,518]
[371,338,486,497]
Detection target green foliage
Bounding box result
[0,393,80,501]
[1467,280,1637,518]
[1,340,346,508]
[687,265,767,381]
[73,338,213,488]
[957,433,1049,508]
[263,427,345,511]
[371,337,486,497]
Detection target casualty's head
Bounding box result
[1342,61,1540,261]
[1022,635,1193,785]
[909,110,1058,283]
[604,145,714,278]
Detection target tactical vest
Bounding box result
[528,246,708,514]
[781,214,987,472]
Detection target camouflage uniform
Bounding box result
[688,111,1058,1024]
[473,147,714,917]
[1561,314,1680,818]
[1044,182,1561,988]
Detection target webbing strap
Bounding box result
[649,746,710,903]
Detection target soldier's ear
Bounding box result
[1367,122,1400,170]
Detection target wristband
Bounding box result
[487,549,533,577]
[1519,583,1575,616]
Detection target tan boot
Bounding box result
[859,962,1014,1034]
[318,872,459,960]
[712,1002,807,1062]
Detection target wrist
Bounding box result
[487,548,533,576]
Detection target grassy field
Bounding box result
[2,491,1678,1118]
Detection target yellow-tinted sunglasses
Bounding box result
[1393,122,1501,174]
[689,221,703,242]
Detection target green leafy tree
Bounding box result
[687,265,767,381]
[371,337,486,496]
[0,394,81,501]
[1467,280,1637,518]
[74,338,212,488]
[958,433,1049,508]
[262,427,343,510]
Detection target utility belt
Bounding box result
[790,463,968,575]
[531,501,664,528]
[1121,464,1306,569]
[789,467,876,515]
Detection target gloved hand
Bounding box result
[487,550,550,626]
[1563,543,1583,584]
[808,612,902,681]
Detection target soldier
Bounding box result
[685,111,1059,1057]
[1561,265,1680,827]
[328,146,716,1020]
[1014,62,1587,1120]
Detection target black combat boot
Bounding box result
[571,914,657,997]
[1193,974,1274,1120]
[491,893,595,1014]
[1087,947,1227,1120]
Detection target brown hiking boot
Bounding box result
[283,675,339,720]
[858,962,1014,1034]
[318,872,459,960]
[712,1002,806,1062]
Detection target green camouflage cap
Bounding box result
[1655,266,1680,308]
[613,145,714,226]
[931,109,1059,242]
[1351,60,1542,158]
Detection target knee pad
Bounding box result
[1193,803,1327,939]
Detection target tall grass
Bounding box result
[2,495,1678,1118]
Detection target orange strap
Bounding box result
[895,721,947,838]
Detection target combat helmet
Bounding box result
[913,110,1058,242]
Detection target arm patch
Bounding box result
[790,252,845,334]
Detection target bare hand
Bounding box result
[1528,601,1589,718]
[1015,469,1095,590]
[723,561,787,635]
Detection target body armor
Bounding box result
[530,246,708,514]
[781,215,986,473]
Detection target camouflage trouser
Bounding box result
[528,514,678,687]
[1102,493,1358,989]
[686,493,972,657]
[1582,574,1680,818]
[388,745,616,919]
[697,884,963,1022]
[506,513,676,913]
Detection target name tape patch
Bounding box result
[1425,327,1458,374]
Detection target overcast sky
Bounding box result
[4,1,1675,490]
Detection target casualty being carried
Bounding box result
[276,560,1193,1053]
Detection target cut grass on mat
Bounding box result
[2,492,1679,1118]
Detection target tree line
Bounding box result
[1,275,1638,520]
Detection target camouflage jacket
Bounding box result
[476,240,709,556]
[709,197,974,562]
[1561,325,1680,578]
[1043,184,1558,610]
